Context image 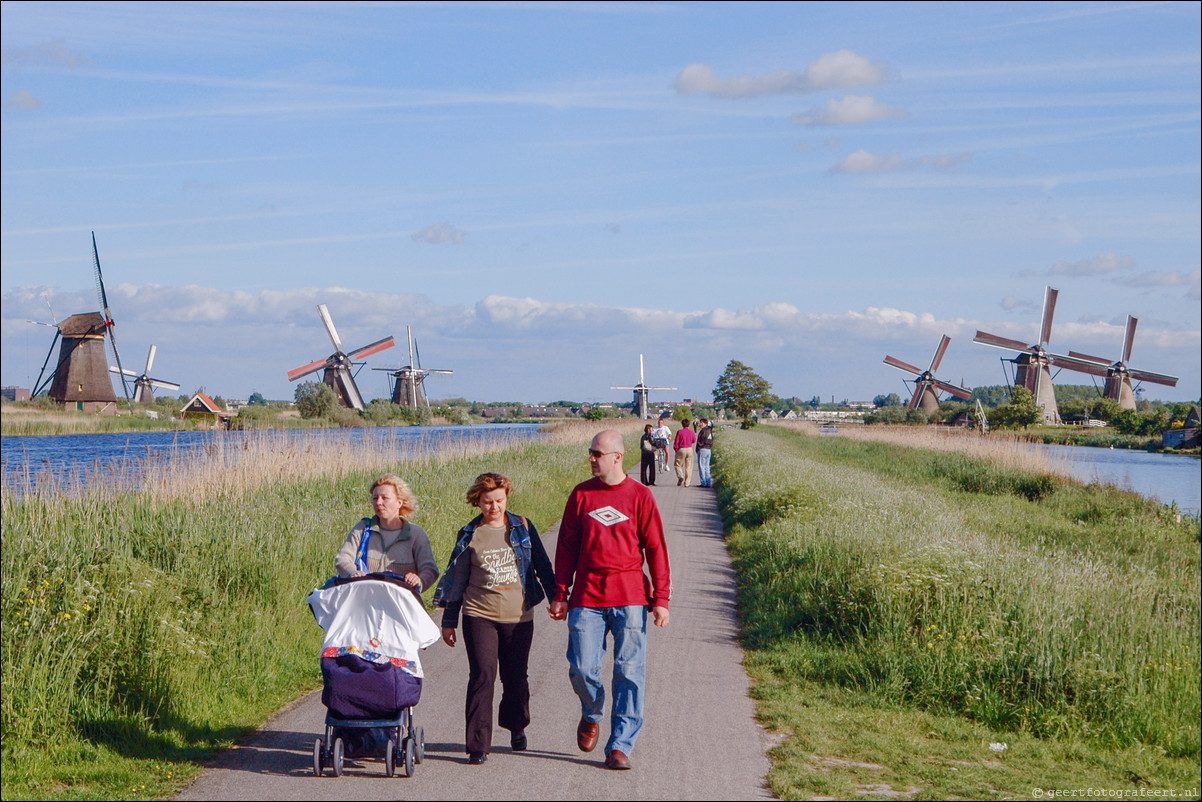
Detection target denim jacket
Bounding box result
[432,511,556,630]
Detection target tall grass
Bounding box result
[716,426,1200,756]
[0,421,610,799]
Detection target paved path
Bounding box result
[177,469,774,800]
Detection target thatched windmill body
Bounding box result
[612,354,676,419]
[287,304,394,411]
[372,326,453,407]
[32,234,134,413]
[1056,315,1178,410]
[883,334,972,415]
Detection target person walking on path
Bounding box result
[548,429,672,771]
[433,472,557,765]
[639,424,658,486]
[672,420,696,487]
[653,414,672,473]
[695,418,713,488]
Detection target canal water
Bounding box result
[1,424,547,495]
[1034,443,1199,514]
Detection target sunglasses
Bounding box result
[588,449,619,459]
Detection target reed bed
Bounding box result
[716,426,1200,756]
[0,420,610,799]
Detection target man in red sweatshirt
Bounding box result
[548,429,671,770]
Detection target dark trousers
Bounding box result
[640,452,656,485]
[462,614,534,753]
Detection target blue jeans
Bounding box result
[698,448,712,486]
[566,605,647,756]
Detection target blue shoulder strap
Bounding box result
[355,518,373,573]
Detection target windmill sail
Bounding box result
[288,304,394,411]
[883,335,971,415]
[612,354,676,419]
[92,233,133,412]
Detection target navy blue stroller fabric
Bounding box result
[321,653,423,719]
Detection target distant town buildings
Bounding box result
[1,386,31,402]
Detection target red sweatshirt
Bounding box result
[555,476,672,610]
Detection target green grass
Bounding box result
[714,425,1200,799]
[1,431,596,800]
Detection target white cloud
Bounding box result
[1114,268,1201,288]
[4,285,1197,404]
[1048,253,1135,275]
[791,95,908,126]
[832,150,904,174]
[411,222,466,244]
[832,149,970,174]
[674,50,886,98]
[1000,295,1035,312]
[1,39,93,68]
[8,90,40,110]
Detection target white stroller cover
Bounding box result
[307,577,441,678]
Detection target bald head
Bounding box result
[589,429,627,484]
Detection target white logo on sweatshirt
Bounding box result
[588,506,629,527]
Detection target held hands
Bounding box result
[548,600,568,621]
[441,627,457,648]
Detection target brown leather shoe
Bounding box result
[576,718,599,753]
[604,749,632,770]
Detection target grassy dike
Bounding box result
[0,424,610,800]
[714,425,1200,800]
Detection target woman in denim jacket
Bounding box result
[432,472,556,765]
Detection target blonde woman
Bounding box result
[335,474,439,598]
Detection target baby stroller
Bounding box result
[307,574,441,777]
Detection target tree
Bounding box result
[714,360,774,426]
[873,393,903,408]
[247,391,267,406]
[295,381,338,420]
[989,386,1039,429]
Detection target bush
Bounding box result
[294,382,338,420]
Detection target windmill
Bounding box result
[972,286,1103,425]
[612,354,676,419]
[110,344,181,404]
[882,334,972,415]
[1056,315,1178,410]
[372,326,453,407]
[31,234,133,413]
[287,304,395,411]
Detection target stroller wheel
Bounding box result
[403,736,416,777]
[331,737,345,777]
[312,738,324,777]
[385,738,396,777]
[414,726,425,763]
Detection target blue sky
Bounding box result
[2,1,1199,406]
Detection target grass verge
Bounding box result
[1,422,613,800]
[715,424,1200,799]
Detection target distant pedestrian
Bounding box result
[639,424,657,486]
[549,429,671,770]
[696,418,714,488]
[653,414,672,473]
[673,419,696,487]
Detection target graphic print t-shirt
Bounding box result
[462,524,530,623]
